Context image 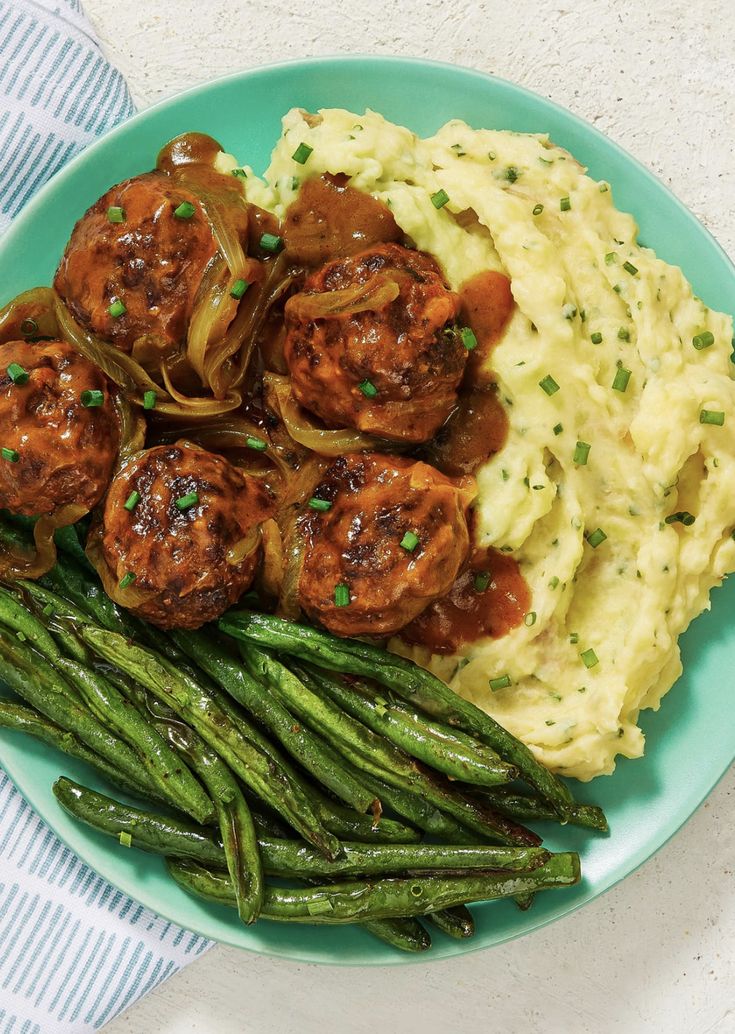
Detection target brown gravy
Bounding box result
[401,546,529,654]
[283,174,401,265]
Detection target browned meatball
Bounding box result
[0,340,119,516]
[283,243,466,443]
[98,443,273,629]
[297,453,475,636]
[54,172,219,355]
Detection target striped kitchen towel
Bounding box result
[0,2,213,1031]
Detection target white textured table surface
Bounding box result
[81,2,735,1031]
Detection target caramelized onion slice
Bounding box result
[0,504,87,581]
[0,287,59,345]
[264,372,376,456]
[286,274,399,322]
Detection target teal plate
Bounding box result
[1,56,734,965]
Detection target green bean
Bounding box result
[14,581,93,663]
[0,628,161,794]
[171,630,378,814]
[240,644,539,847]
[352,771,478,844]
[0,701,159,802]
[427,905,475,939]
[54,776,224,863]
[53,523,94,573]
[295,662,516,787]
[79,625,340,859]
[53,777,551,877]
[168,853,581,922]
[363,917,431,952]
[53,653,213,825]
[308,787,421,845]
[220,611,574,817]
[0,584,65,662]
[480,789,609,833]
[105,649,418,848]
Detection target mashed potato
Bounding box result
[225,108,735,780]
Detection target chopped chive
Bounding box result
[569,632,579,644]
[599,183,609,192]
[700,409,725,426]
[473,571,491,592]
[548,576,560,589]
[562,303,577,320]
[612,366,631,392]
[460,327,477,351]
[692,331,715,350]
[107,206,125,223]
[119,831,132,848]
[430,188,450,209]
[173,201,196,219]
[6,362,28,385]
[618,327,630,341]
[580,648,599,669]
[586,527,607,548]
[175,492,199,511]
[308,498,332,512]
[259,232,283,253]
[231,168,247,178]
[487,151,496,161]
[665,511,696,526]
[230,279,249,299]
[538,156,553,166]
[15,630,26,642]
[590,331,603,344]
[42,603,54,618]
[358,379,378,398]
[108,299,126,318]
[119,572,136,589]
[124,490,140,512]
[501,469,509,481]
[623,260,638,276]
[20,317,37,337]
[539,374,560,396]
[524,611,537,626]
[143,390,157,411]
[306,898,334,915]
[573,441,591,465]
[334,583,351,607]
[290,176,300,190]
[532,203,544,215]
[504,166,519,183]
[246,435,268,451]
[399,531,420,552]
[80,389,104,408]
[292,142,313,165]
[605,252,617,265]
[1,447,18,463]
[489,674,512,691]
[560,196,571,212]
[553,422,563,436]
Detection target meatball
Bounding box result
[297,453,475,636]
[54,172,218,355]
[0,339,119,516]
[98,443,273,629]
[284,243,466,443]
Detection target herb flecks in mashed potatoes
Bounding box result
[226,107,735,780]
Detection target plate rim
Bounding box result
[1,53,734,965]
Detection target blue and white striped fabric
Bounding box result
[0,0,135,234]
[0,3,213,1030]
